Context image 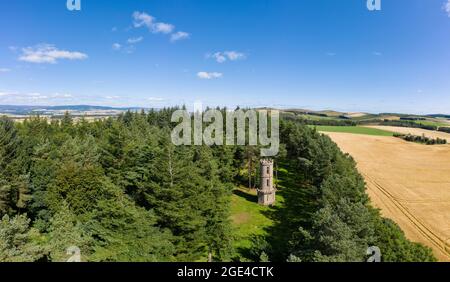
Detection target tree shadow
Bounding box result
[259,161,319,261]
[232,189,257,203]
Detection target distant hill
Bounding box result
[0,105,147,116]
[1,105,450,124]
[279,109,450,129]
[427,114,450,119]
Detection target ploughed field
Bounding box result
[323,132,450,261]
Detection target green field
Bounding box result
[312,125,394,136]
[414,120,450,128]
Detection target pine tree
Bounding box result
[46,162,116,215]
[0,214,46,262]
[48,201,91,262]
[85,197,175,262]
[0,117,32,216]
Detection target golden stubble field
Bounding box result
[324,132,450,261]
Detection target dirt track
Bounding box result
[324,132,450,261]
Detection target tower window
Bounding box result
[267,166,270,174]
[267,179,269,186]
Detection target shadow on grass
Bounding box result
[259,161,319,261]
[232,245,256,262]
[232,189,257,203]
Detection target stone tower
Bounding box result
[257,159,276,206]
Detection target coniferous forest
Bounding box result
[0,109,436,262]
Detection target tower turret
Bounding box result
[257,159,276,206]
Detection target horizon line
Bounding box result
[0,104,449,116]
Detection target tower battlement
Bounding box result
[260,159,273,166]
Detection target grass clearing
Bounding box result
[312,125,394,136]
[230,186,282,259]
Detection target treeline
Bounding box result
[394,133,447,145]
[304,119,356,126]
[281,113,356,126]
[0,109,436,262]
[399,117,426,121]
[367,120,437,131]
[438,127,450,134]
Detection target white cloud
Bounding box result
[132,11,155,29]
[112,43,122,51]
[207,51,246,63]
[111,27,118,32]
[0,91,74,103]
[445,0,450,17]
[132,11,189,42]
[127,36,144,44]
[170,31,190,42]
[197,72,223,80]
[19,44,88,64]
[326,52,336,56]
[0,68,11,73]
[132,11,174,33]
[209,52,226,63]
[105,95,121,100]
[153,22,175,34]
[51,93,73,99]
[224,51,246,61]
[147,97,166,102]
[113,44,135,54]
[28,93,48,100]
[372,51,382,56]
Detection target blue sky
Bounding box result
[0,0,450,114]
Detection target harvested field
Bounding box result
[364,125,450,142]
[344,112,367,118]
[324,132,450,261]
[379,115,401,121]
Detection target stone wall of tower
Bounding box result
[258,159,276,206]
